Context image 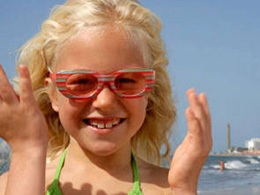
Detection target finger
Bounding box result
[185,107,202,136]
[187,89,207,131]
[198,93,210,121]
[0,65,18,103]
[19,65,35,106]
[185,107,213,154]
[197,94,212,148]
[198,93,212,133]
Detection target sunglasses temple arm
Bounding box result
[49,73,56,81]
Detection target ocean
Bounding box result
[198,155,260,194]
[161,154,260,194]
[0,142,10,176]
[1,149,260,194]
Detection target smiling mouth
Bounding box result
[83,118,125,129]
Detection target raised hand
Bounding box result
[168,89,212,194]
[0,65,48,152]
[0,65,48,195]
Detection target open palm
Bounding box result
[168,89,212,194]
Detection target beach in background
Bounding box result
[162,154,260,195]
[198,155,260,195]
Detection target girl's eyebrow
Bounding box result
[57,68,150,74]
[58,69,96,73]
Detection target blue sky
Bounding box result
[0,0,259,152]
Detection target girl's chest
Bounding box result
[46,168,136,195]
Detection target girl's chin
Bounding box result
[81,141,122,156]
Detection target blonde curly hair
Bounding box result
[16,0,176,165]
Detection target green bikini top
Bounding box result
[45,149,143,195]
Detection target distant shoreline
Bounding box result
[210,152,260,157]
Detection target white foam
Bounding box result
[245,158,260,164]
[210,164,220,169]
[224,160,247,169]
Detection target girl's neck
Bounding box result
[66,138,132,174]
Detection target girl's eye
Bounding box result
[66,74,98,95]
[67,74,97,85]
[117,78,137,83]
[73,79,91,84]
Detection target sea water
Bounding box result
[0,141,10,175]
[198,155,260,194]
[162,155,260,194]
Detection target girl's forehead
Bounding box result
[54,26,147,73]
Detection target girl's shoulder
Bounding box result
[137,158,172,194]
[45,153,63,189]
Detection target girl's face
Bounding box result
[50,26,148,156]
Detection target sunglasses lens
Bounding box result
[66,74,98,96]
[115,72,146,95]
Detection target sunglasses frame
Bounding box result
[49,68,155,99]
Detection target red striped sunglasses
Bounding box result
[49,68,155,99]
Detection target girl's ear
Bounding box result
[45,78,59,112]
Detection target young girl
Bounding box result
[0,0,212,194]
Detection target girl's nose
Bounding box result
[92,84,119,111]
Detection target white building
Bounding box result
[245,138,260,150]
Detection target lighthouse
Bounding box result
[227,123,231,153]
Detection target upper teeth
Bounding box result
[88,119,121,129]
